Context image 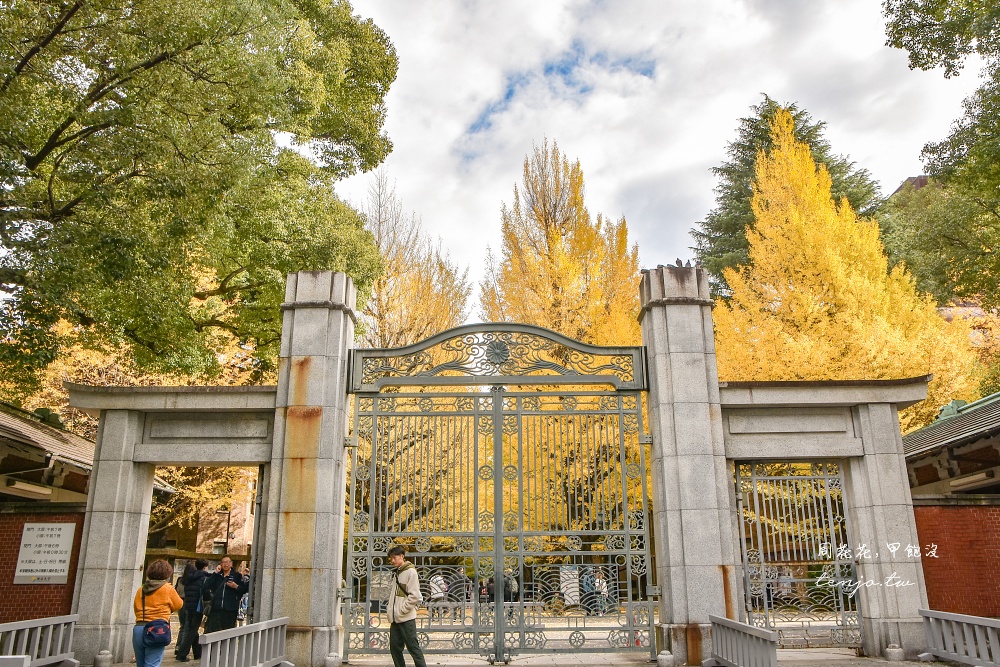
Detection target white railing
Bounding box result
[703,615,777,667]
[918,609,1000,667]
[0,615,79,667]
[199,617,292,667]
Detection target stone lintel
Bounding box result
[720,376,929,409]
[65,383,277,416]
[132,442,272,465]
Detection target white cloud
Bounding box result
[339,0,983,301]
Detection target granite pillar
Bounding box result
[639,265,738,665]
[845,403,929,658]
[256,272,355,667]
[72,410,155,664]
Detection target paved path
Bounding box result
[134,648,948,667]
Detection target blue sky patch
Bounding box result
[465,44,657,139]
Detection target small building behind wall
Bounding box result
[0,403,94,622]
[903,393,1000,617]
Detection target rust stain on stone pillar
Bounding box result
[279,396,322,625]
[686,624,702,665]
[720,564,734,619]
[292,357,311,405]
[286,405,322,459]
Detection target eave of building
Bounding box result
[0,402,176,498]
[903,390,1000,460]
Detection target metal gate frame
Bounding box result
[344,324,656,663]
[735,461,862,648]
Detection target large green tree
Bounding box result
[0,0,396,396]
[881,179,988,305]
[884,1,1000,299]
[692,96,881,293]
[884,0,1000,78]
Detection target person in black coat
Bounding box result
[203,557,249,633]
[175,559,209,661]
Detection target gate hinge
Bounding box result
[639,434,653,444]
[344,436,356,448]
[646,585,661,597]
[337,587,349,599]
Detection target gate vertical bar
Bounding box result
[491,386,505,664]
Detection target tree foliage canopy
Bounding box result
[692,96,880,293]
[0,0,396,396]
[884,0,1000,77]
[884,1,1000,307]
[360,171,471,348]
[479,140,640,346]
[881,179,992,305]
[714,110,980,431]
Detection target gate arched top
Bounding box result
[350,322,646,392]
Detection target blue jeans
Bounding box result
[132,624,166,667]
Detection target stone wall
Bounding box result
[913,497,1000,617]
[0,504,85,622]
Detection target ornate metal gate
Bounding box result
[735,462,861,648]
[345,325,656,663]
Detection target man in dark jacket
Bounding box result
[203,557,249,633]
[175,559,209,661]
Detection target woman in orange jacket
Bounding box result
[133,559,184,667]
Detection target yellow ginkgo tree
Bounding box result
[479,140,641,346]
[714,109,981,431]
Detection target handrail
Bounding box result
[918,608,1000,667]
[199,617,292,667]
[0,615,79,667]
[703,615,778,667]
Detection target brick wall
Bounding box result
[0,504,85,622]
[913,498,1000,617]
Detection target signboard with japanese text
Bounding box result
[14,523,76,584]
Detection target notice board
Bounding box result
[14,522,76,584]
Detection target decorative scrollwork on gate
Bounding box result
[351,324,645,391]
[737,461,861,649]
[345,378,655,661]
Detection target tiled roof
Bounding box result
[903,392,1000,459]
[0,403,94,468]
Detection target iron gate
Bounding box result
[735,462,861,648]
[345,325,655,663]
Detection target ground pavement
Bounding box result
[125,648,949,667]
[120,618,944,667]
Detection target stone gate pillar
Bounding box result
[639,265,738,665]
[257,271,355,667]
[845,404,929,657]
[72,410,155,662]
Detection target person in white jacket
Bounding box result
[386,546,426,667]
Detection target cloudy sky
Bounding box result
[337,0,983,303]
